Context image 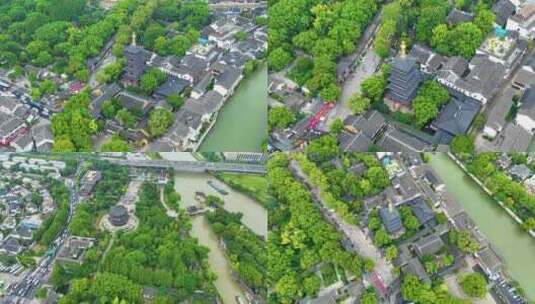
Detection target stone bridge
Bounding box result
[208,1,266,10]
[107,159,266,174]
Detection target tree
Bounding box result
[268,107,295,129]
[348,94,371,114]
[451,135,475,154]
[166,94,184,110]
[268,47,293,71]
[450,229,479,254]
[471,113,486,130]
[360,289,377,304]
[374,2,401,58]
[416,0,449,43]
[373,228,392,247]
[148,108,174,137]
[453,23,483,58]
[330,118,344,135]
[51,91,96,151]
[116,109,137,129]
[459,273,487,298]
[96,61,124,84]
[140,68,167,95]
[361,74,387,102]
[413,96,438,127]
[303,275,321,296]
[319,82,340,101]
[101,135,131,152]
[385,245,398,261]
[52,136,76,152]
[235,31,247,41]
[306,135,339,162]
[292,30,319,53]
[474,6,496,34]
[431,24,452,55]
[101,99,121,119]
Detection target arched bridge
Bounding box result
[107,159,266,174]
[208,1,266,10]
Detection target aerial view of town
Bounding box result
[0,152,268,303]
[267,0,535,153]
[0,0,267,153]
[268,151,535,304]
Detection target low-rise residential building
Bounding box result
[515,87,535,133]
[338,111,387,152]
[508,163,532,181]
[436,55,506,105]
[506,3,535,39]
[214,66,242,96]
[80,170,102,197]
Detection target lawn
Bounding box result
[216,172,273,206]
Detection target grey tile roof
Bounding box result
[179,54,208,83]
[184,91,224,115]
[0,96,19,112]
[446,9,474,26]
[493,0,516,26]
[378,127,432,153]
[123,45,150,82]
[0,113,24,136]
[432,97,480,137]
[387,55,423,105]
[216,66,242,90]
[495,123,531,151]
[379,206,404,233]
[408,197,435,225]
[509,163,532,180]
[338,130,373,152]
[155,76,189,98]
[414,233,444,256]
[518,87,535,119]
[90,84,121,117]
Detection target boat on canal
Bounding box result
[207,180,228,195]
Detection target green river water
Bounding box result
[199,64,267,152]
[428,153,535,299]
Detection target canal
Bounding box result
[428,153,535,299]
[170,167,267,303]
[199,64,267,152]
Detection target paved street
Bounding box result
[322,9,383,130]
[289,160,394,296]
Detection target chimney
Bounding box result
[132,32,137,46]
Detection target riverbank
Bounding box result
[172,171,267,303]
[446,152,535,238]
[198,64,267,152]
[428,154,535,300]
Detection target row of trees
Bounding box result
[33,180,69,246]
[268,0,378,101]
[206,208,267,296]
[267,153,369,303]
[464,153,535,230]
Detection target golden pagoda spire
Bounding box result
[400,40,407,58]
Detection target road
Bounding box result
[288,160,394,297]
[322,8,383,130]
[5,165,83,301]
